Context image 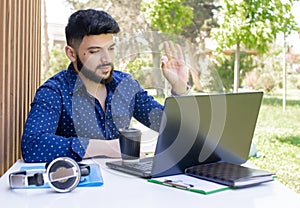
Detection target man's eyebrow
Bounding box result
[109,43,116,48]
[87,43,116,50]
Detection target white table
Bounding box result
[0,158,299,208]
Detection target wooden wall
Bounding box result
[0,0,41,176]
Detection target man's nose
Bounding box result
[100,49,111,63]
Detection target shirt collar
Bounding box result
[66,63,84,95]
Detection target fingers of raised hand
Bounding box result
[163,41,183,61]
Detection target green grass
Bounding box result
[249,95,300,194]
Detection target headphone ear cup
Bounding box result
[46,157,81,193]
[27,173,44,186]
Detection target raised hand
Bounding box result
[161,41,189,95]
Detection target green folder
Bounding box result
[148,174,231,195]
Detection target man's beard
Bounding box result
[76,56,114,84]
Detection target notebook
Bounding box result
[185,162,274,188]
[106,91,263,178]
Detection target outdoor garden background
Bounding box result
[43,0,300,193]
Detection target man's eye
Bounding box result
[109,47,115,51]
[90,50,100,54]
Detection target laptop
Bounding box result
[106,91,263,178]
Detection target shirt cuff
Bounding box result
[71,138,90,159]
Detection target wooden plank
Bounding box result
[0,0,7,176]
[0,0,41,176]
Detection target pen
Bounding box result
[163,181,188,189]
[163,180,193,190]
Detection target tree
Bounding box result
[141,0,194,34]
[141,0,194,95]
[181,0,220,91]
[212,0,298,92]
[65,0,148,33]
[182,0,220,44]
[64,0,218,92]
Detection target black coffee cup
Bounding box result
[119,128,142,162]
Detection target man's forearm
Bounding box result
[84,139,121,158]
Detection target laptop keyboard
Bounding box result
[124,158,153,171]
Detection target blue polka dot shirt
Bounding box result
[21,64,163,163]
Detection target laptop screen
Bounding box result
[151,91,263,177]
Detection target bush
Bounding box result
[213,52,257,91]
[256,73,276,92]
[245,43,283,92]
[42,45,69,83]
[297,81,300,89]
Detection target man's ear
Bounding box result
[65,45,77,62]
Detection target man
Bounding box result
[21,9,189,163]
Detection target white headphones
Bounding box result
[9,157,90,193]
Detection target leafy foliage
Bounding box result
[254,43,283,92]
[125,57,149,86]
[211,0,297,92]
[213,52,257,91]
[42,45,69,83]
[212,0,298,54]
[182,0,220,43]
[141,0,194,34]
[65,0,147,33]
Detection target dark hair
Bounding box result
[65,9,120,47]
